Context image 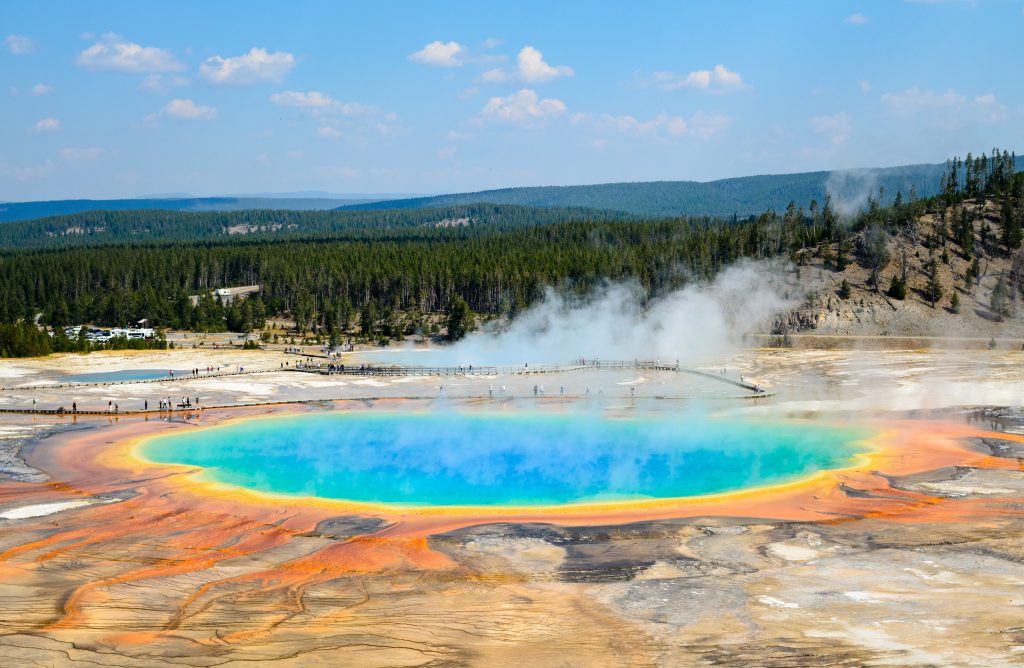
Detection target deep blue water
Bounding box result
[140,412,870,506]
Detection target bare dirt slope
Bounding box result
[777,197,1024,341]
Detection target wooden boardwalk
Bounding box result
[291,359,767,394]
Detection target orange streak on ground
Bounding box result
[1,405,1021,641]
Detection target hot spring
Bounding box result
[139,412,872,507]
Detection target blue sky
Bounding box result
[2,0,1022,200]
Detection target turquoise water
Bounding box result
[140,412,870,506]
[66,369,192,382]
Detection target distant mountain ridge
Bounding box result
[0,196,378,224]
[339,161,1020,217]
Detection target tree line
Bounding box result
[0,148,1019,355]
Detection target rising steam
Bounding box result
[431,260,798,366]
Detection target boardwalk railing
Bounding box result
[291,359,766,394]
[1,367,279,392]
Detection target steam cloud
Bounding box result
[415,261,798,366]
[825,168,880,218]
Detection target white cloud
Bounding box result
[256,153,272,167]
[33,118,60,132]
[480,88,567,124]
[160,98,217,120]
[971,93,1010,123]
[5,34,34,54]
[809,112,851,145]
[880,86,965,112]
[437,146,457,160]
[271,90,334,108]
[589,110,732,140]
[517,46,573,83]
[76,33,183,72]
[481,37,502,49]
[199,47,295,85]
[270,90,373,115]
[599,113,690,137]
[881,86,1009,127]
[141,73,189,93]
[59,147,102,160]
[480,68,509,83]
[858,79,871,93]
[688,111,733,139]
[29,83,53,95]
[446,130,472,141]
[844,13,871,24]
[317,126,343,139]
[409,41,464,67]
[648,65,747,93]
[5,161,57,182]
[481,46,574,84]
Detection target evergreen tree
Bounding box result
[445,296,476,341]
[886,274,906,300]
[991,273,1011,321]
[860,224,890,291]
[1001,199,1022,251]
[924,259,943,308]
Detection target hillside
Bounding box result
[339,162,972,217]
[0,204,633,250]
[0,196,377,224]
[777,198,1024,341]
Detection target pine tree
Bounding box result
[924,259,943,308]
[445,296,476,341]
[991,273,1011,321]
[860,224,890,291]
[886,274,906,300]
[1001,199,1022,251]
[949,291,960,314]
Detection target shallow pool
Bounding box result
[64,369,193,383]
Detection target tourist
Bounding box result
[72,402,77,413]
[144,400,148,411]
